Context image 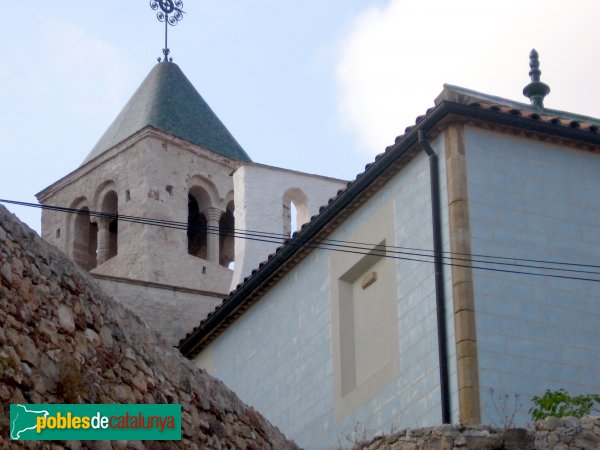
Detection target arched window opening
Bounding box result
[98,191,118,264]
[290,202,298,233]
[188,186,211,259]
[72,207,98,271]
[108,218,118,260]
[282,201,300,237]
[283,188,309,238]
[219,201,235,268]
[187,194,207,259]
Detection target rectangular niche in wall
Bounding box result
[339,240,396,395]
[331,202,400,420]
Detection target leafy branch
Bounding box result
[529,389,600,420]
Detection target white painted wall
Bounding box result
[230,162,346,291]
[465,126,600,426]
[196,135,458,450]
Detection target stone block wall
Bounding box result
[0,205,299,449]
[349,416,600,450]
[38,131,237,294]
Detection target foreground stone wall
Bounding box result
[0,205,299,449]
[349,416,600,450]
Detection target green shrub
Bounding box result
[529,389,600,420]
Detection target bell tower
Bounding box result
[36,3,347,345]
[37,59,251,344]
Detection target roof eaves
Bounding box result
[178,97,600,357]
[452,101,600,146]
[442,84,600,128]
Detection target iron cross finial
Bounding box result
[150,0,185,63]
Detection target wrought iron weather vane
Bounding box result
[150,0,185,62]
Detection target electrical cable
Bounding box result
[2,198,600,283]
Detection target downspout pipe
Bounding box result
[418,130,451,424]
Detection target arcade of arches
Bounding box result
[71,190,119,270]
[72,187,236,272]
[187,186,234,268]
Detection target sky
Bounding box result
[1,1,600,233]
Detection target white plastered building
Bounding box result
[180,82,600,449]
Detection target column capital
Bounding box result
[96,216,111,227]
[203,207,224,223]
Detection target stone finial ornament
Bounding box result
[523,49,550,109]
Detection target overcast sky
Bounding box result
[2,1,599,233]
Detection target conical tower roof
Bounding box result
[83,61,251,164]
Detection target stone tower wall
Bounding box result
[37,130,237,293]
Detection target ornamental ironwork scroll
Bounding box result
[150,0,185,62]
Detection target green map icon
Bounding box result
[9,403,181,440]
[10,404,49,440]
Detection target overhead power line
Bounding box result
[2,198,600,283]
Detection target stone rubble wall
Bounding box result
[351,416,600,450]
[0,205,299,450]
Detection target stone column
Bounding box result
[96,218,111,265]
[203,208,223,264]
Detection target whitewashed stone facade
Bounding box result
[194,136,456,449]
[231,162,347,289]
[465,126,600,425]
[184,86,600,449]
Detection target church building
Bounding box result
[178,52,600,449]
[32,13,600,447]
